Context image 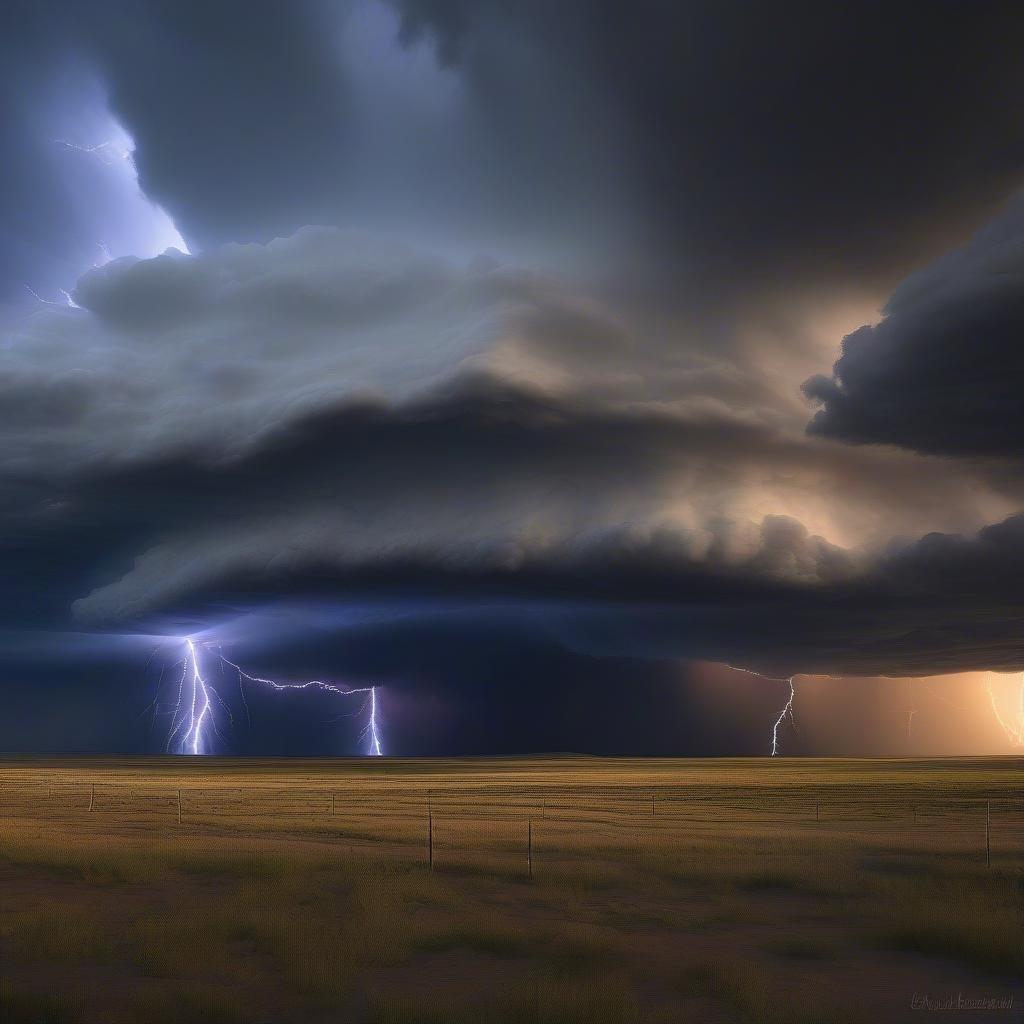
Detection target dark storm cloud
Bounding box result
[80,1,352,251]
[0,616,775,756]
[69,493,1024,678]
[806,196,1024,457]
[4,0,1024,744]
[550,515,1024,678]
[386,0,1024,299]
[0,3,104,301]
[7,1,1024,305]
[2,228,1023,678]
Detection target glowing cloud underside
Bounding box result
[155,639,382,756]
[728,664,1024,755]
[986,676,1024,747]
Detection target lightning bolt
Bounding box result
[725,665,800,756]
[905,678,917,746]
[770,677,796,757]
[24,285,81,309]
[985,674,1024,747]
[920,680,971,713]
[54,138,132,165]
[732,666,1024,755]
[157,639,382,756]
[25,243,113,308]
[53,130,191,257]
[367,686,383,756]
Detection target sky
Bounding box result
[3,0,1024,756]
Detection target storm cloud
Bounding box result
[4,1,1024,752]
[0,229,1021,677]
[806,196,1024,458]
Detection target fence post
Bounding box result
[89,784,95,812]
[528,817,533,879]
[332,793,336,816]
[815,801,819,824]
[986,800,991,868]
[651,794,655,817]
[428,799,433,871]
[177,788,182,826]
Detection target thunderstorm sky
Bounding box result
[3,0,1024,755]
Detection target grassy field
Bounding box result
[1,756,1021,1023]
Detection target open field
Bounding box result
[1,756,1022,1023]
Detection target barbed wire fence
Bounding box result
[2,766,1022,878]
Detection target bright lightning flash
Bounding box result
[24,284,81,309]
[728,666,1024,756]
[985,674,1024,747]
[158,639,383,756]
[54,138,132,165]
[726,665,800,756]
[770,677,796,757]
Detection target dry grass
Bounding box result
[368,974,646,1024]
[678,960,860,1024]
[764,935,837,959]
[0,980,83,1024]
[0,756,1021,1023]
[866,869,1024,974]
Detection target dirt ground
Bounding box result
[1,756,1021,1023]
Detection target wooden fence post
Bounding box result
[428,799,433,871]
[89,784,95,812]
[986,800,991,868]
[528,817,533,879]
[177,788,182,826]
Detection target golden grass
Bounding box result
[0,756,1021,1023]
[678,960,862,1024]
[866,869,1024,974]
